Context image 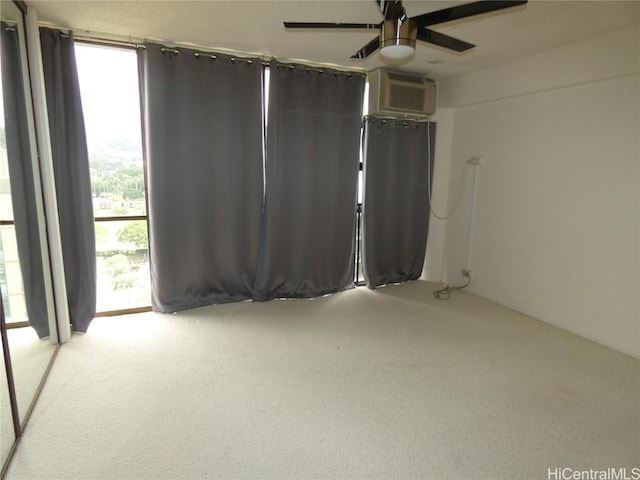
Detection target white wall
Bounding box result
[438,26,640,358]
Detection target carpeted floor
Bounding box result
[4,281,639,479]
[2,327,57,471]
[5,328,57,424]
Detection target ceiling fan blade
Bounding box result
[417,29,475,52]
[351,36,381,59]
[412,0,527,28]
[284,22,380,30]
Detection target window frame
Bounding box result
[75,40,152,317]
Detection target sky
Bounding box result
[75,44,142,151]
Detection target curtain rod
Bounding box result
[272,62,364,77]
[365,114,432,125]
[47,24,367,78]
[75,36,145,50]
[57,29,144,50]
[158,46,363,76]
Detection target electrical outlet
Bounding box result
[461,269,471,277]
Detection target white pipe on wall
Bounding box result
[464,158,481,273]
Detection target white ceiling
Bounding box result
[26,0,640,79]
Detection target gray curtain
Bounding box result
[362,117,435,289]
[40,27,96,332]
[254,62,365,300]
[1,22,49,337]
[138,44,264,313]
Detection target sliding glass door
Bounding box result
[1,4,60,474]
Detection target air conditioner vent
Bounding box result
[389,84,426,111]
[387,72,424,84]
[367,68,437,118]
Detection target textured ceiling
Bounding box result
[25,0,640,79]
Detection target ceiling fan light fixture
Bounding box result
[380,17,416,61]
[380,43,415,60]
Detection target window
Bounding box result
[75,43,150,314]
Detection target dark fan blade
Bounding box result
[351,36,381,59]
[284,22,380,29]
[412,1,527,28]
[417,29,475,52]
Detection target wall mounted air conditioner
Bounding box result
[367,68,437,118]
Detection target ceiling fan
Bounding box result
[284,0,528,61]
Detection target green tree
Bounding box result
[90,161,144,198]
[123,188,144,200]
[103,254,136,290]
[117,221,148,248]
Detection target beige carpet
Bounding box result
[2,327,57,472]
[5,328,57,424]
[5,281,639,479]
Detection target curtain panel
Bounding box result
[362,118,435,289]
[254,62,365,300]
[138,44,264,313]
[40,27,96,332]
[1,22,49,337]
